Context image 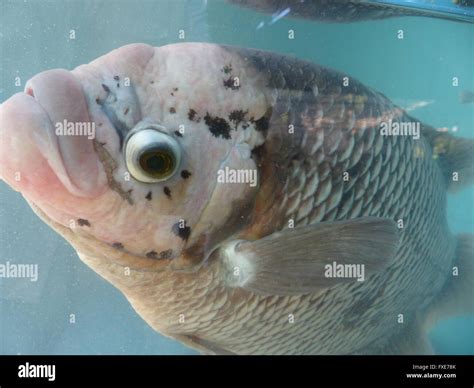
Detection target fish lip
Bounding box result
[0,91,66,192]
[23,89,63,160]
[23,70,106,198]
[18,89,78,196]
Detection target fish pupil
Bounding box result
[139,149,174,177]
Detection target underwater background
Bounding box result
[0,0,473,355]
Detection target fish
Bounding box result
[0,43,473,354]
[228,0,474,23]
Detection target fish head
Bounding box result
[0,43,270,271]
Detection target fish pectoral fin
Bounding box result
[425,234,474,329]
[220,217,399,296]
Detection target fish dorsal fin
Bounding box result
[421,125,474,192]
[219,217,399,296]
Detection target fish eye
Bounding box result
[125,128,181,183]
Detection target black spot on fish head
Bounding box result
[145,191,152,200]
[112,242,124,250]
[164,186,172,198]
[172,221,191,241]
[228,109,248,129]
[159,249,174,259]
[77,218,91,227]
[181,170,192,179]
[223,76,240,90]
[204,113,232,140]
[254,116,269,132]
[169,107,176,114]
[222,64,232,74]
[145,249,174,260]
[146,251,158,259]
[188,108,198,122]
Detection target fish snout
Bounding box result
[0,69,106,200]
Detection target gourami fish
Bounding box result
[0,43,473,354]
[228,0,474,23]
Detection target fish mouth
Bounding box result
[0,69,107,200]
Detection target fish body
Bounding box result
[0,43,472,354]
[228,0,474,23]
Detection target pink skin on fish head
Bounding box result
[0,43,269,267]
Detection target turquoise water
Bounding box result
[0,0,473,354]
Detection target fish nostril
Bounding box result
[25,87,35,98]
